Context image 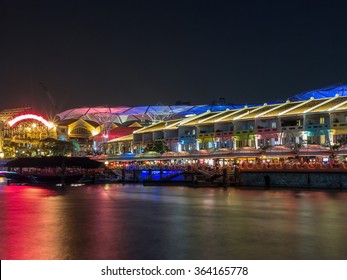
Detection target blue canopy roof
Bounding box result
[289,84,347,101]
[56,85,346,124]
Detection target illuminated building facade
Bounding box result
[2,85,347,159]
[106,85,347,157]
[0,108,56,158]
[0,106,144,158]
[55,118,100,155]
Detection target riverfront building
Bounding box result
[0,108,56,158]
[105,85,347,158]
[1,85,347,160]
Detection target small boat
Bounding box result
[5,172,36,185]
[5,172,94,186]
[4,156,103,186]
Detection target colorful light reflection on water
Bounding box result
[1,178,347,260]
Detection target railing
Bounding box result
[305,124,329,130]
[198,132,215,138]
[281,126,304,131]
[256,128,278,133]
[235,130,254,135]
[332,122,347,128]
[180,135,196,139]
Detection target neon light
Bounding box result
[8,114,54,129]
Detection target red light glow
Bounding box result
[8,114,54,129]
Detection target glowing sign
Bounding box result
[8,114,54,129]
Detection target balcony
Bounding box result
[256,128,278,133]
[331,122,347,129]
[305,124,329,130]
[281,126,304,131]
[164,137,178,142]
[180,134,196,140]
[198,132,214,138]
[153,136,164,141]
[222,131,233,136]
[235,130,254,135]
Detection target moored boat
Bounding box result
[4,156,104,186]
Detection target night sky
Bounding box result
[2,0,347,114]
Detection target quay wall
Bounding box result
[239,171,347,189]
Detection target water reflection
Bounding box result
[0,183,65,259]
[1,178,347,260]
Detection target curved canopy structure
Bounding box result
[55,84,347,125]
[55,104,262,124]
[290,84,347,101]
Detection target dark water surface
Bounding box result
[1,178,347,260]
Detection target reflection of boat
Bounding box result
[4,157,103,186]
[33,174,91,184]
[5,172,36,185]
[6,172,93,186]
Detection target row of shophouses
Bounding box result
[2,93,347,158]
[107,95,347,156]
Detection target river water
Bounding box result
[1,178,347,260]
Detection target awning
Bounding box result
[297,145,332,157]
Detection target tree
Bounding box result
[39,138,76,156]
[143,141,169,154]
[2,142,16,158]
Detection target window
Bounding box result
[70,127,92,137]
[271,122,277,129]
[320,117,325,124]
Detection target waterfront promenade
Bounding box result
[103,159,347,188]
[3,156,347,188]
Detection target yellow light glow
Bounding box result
[48,122,55,128]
